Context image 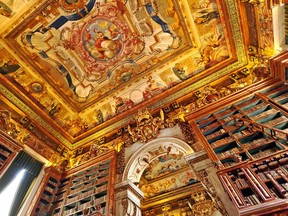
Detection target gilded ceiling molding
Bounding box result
[0,0,274,152]
[0,0,50,36]
[0,84,71,147]
[0,109,57,161]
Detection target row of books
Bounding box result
[244,194,262,206]
[217,147,241,160]
[251,109,278,121]
[243,138,273,149]
[211,137,234,148]
[264,85,287,97]
[66,183,108,205]
[37,202,50,210]
[48,179,58,186]
[71,169,109,188]
[72,163,110,183]
[244,103,266,114]
[45,185,55,194]
[262,116,288,127]
[222,161,237,167]
[41,193,53,202]
[70,181,95,195]
[252,148,279,159]
[272,92,288,102]
[206,128,226,140]
[269,188,281,199]
[0,148,10,157]
[234,178,249,189]
[257,170,280,181]
[200,121,220,132]
[233,129,252,139]
[79,198,107,213]
[63,201,107,216]
[222,116,233,123]
[215,107,237,117]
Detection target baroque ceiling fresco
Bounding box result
[0,0,275,161]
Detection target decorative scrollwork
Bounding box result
[189,191,216,216]
[0,110,19,139]
[127,109,166,143]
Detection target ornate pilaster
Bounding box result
[114,180,144,216]
[185,151,238,216]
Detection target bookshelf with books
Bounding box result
[260,83,288,111]
[196,93,288,169]
[52,150,116,216]
[52,177,71,216]
[218,152,288,215]
[29,167,61,216]
[194,83,288,215]
[0,143,17,175]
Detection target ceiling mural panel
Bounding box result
[18,0,190,105]
[0,0,275,151]
[1,0,232,141]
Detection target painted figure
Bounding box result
[0,60,20,75]
[113,96,134,114]
[143,76,164,100]
[194,10,220,25]
[0,1,12,18]
[172,63,188,81]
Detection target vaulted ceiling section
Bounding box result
[0,0,280,163]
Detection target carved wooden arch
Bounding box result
[122,137,194,183]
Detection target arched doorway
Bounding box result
[122,137,194,183]
[115,137,222,215]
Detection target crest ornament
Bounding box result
[127,109,166,143]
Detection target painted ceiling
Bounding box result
[0,0,275,151]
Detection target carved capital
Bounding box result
[186,153,209,167]
[115,180,144,201]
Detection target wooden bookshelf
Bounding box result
[196,90,288,169]
[52,150,116,216]
[0,143,18,175]
[28,150,116,216]
[218,152,288,215]
[30,167,61,216]
[194,83,288,215]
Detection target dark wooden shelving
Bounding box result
[26,151,116,216]
[195,83,288,215]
